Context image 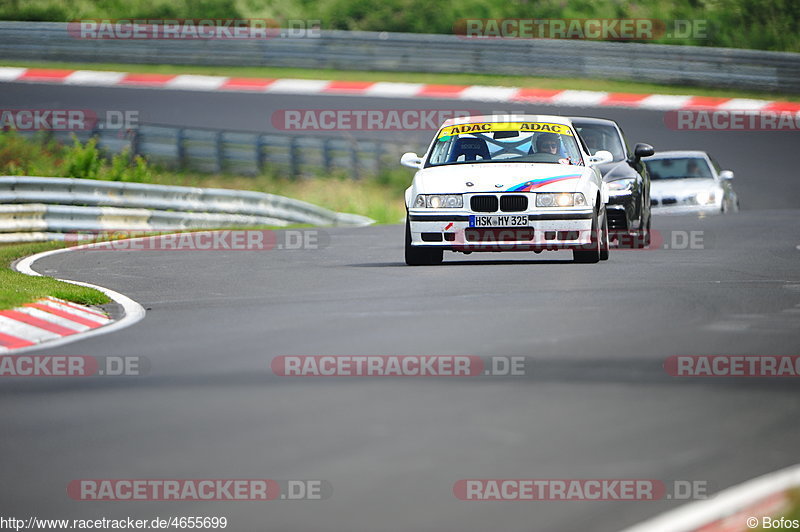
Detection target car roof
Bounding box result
[568,116,620,127]
[644,150,709,160]
[440,114,573,127]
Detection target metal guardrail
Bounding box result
[19,124,415,179]
[1,22,799,92]
[0,176,374,242]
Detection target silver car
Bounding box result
[643,151,739,214]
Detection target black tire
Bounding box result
[573,209,601,264]
[632,216,651,249]
[600,209,610,261]
[405,218,443,266]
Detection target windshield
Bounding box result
[426,121,584,167]
[644,157,713,180]
[574,124,626,161]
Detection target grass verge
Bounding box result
[756,488,800,530]
[2,60,799,103]
[0,241,110,310]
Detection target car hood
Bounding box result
[598,160,637,181]
[651,178,719,199]
[413,163,591,194]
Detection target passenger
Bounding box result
[580,128,603,154]
[686,160,704,177]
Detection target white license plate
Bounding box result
[469,215,529,227]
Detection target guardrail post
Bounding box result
[351,141,360,180]
[323,138,333,174]
[130,128,140,162]
[375,143,383,175]
[289,137,299,179]
[256,134,266,173]
[216,131,225,173]
[176,128,186,170]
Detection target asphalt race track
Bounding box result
[1,81,800,532]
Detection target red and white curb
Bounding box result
[620,463,800,532]
[0,296,111,351]
[6,245,146,353]
[2,66,799,112]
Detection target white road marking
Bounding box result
[166,75,228,91]
[638,94,694,110]
[0,315,61,342]
[0,67,26,81]
[12,307,91,332]
[550,90,609,106]
[36,299,110,324]
[65,70,127,86]
[458,85,520,102]
[267,79,330,94]
[364,82,425,98]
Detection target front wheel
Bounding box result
[632,216,651,249]
[600,210,610,261]
[573,208,602,264]
[405,218,443,266]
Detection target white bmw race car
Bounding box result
[402,114,612,265]
[643,150,740,215]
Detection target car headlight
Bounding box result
[536,192,587,207]
[694,190,716,205]
[413,194,463,208]
[607,179,634,192]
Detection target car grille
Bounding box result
[470,195,529,213]
[499,195,528,212]
[470,195,499,212]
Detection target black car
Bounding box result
[570,117,654,247]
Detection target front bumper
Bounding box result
[607,194,634,232]
[408,209,595,251]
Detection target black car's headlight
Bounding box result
[607,179,635,193]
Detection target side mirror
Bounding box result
[719,170,734,180]
[633,143,655,160]
[400,152,423,169]
[587,150,613,165]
